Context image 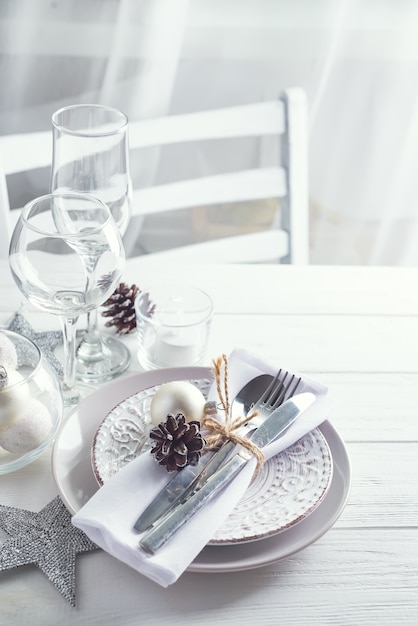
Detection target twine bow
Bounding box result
[202,354,265,475]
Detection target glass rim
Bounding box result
[20,192,113,238]
[134,284,214,328]
[51,103,128,137]
[0,329,43,386]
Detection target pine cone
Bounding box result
[101,282,139,334]
[150,413,205,472]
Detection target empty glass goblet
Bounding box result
[51,104,132,383]
[8,193,125,406]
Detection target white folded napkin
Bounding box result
[72,347,332,587]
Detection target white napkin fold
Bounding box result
[72,347,332,587]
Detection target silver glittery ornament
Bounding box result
[7,313,63,376]
[0,496,98,606]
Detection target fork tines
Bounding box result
[258,369,302,410]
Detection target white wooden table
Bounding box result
[0,259,417,625]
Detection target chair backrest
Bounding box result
[126,88,308,265]
[0,88,308,264]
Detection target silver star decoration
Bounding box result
[7,312,64,376]
[0,496,98,607]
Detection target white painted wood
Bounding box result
[2,263,418,317]
[132,168,287,214]
[122,263,418,316]
[0,131,51,174]
[0,261,417,625]
[128,230,289,263]
[128,101,286,146]
[0,147,13,259]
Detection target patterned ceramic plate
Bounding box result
[211,428,333,544]
[91,379,333,545]
[91,378,213,484]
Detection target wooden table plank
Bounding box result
[338,442,418,529]
[3,262,418,316]
[1,528,416,625]
[124,264,418,316]
[206,314,418,373]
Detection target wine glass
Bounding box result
[50,104,132,383]
[8,193,125,407]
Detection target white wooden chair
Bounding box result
[127,88,308,264]
[0,88,308,264]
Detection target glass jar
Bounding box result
[0,329,63,473]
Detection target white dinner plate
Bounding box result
[52,367,351,573]
[91,378,333,544]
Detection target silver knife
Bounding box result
[134,381,295,533]
[138,391,316,554]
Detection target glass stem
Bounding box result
[61,316,79,406]
[77,308,110,362]
[86,308,100,341]
[76,254,109,362]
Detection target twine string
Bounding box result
[202,354,265,474]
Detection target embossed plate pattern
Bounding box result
[91,378,213,484]
[211,428,332,544]
[91,378,333,545]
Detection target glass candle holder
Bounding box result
[135,283,213,370]
[0,330,64,474]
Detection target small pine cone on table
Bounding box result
[150,413,205,472]
[101,282,139,335]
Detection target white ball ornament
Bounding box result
[150,381,206,426]
[0,367,30,427]
[0,398,53,453]
[0,332,18,370]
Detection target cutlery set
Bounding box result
[135,370,316,554]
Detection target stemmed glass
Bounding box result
[8,193,125,407]
[50,104,132,383]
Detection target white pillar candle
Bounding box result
[155,328,199,367]
[135,283,213,370]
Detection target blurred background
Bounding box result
[1,0,418,265]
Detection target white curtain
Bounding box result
[1,0,418,265]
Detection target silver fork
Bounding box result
[189,369,302,491]
[246,369,302,427]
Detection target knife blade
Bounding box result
[134,381,299,533]
[138,391,316,554]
